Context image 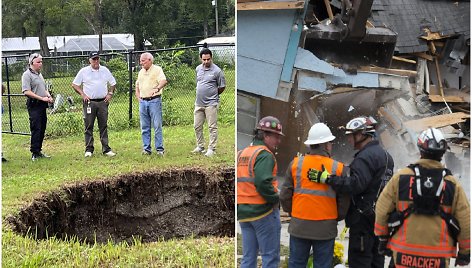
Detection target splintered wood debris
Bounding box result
[403,112,470,133]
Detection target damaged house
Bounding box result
[236,0,470,186]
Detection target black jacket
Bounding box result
[328,140,394,226]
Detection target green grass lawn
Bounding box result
[2,124,235,267]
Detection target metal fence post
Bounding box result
[5,57,14,132]
[128,51,133,124]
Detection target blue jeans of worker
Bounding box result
[289,235,334,268]
[139,97,164,153]
[239,209,281,268]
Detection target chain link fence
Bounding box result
[2,44,235,136]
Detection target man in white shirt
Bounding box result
[72,51,117,157]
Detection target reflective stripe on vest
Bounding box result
[290,155,343,221]
[237,145,278,204]
[389,237,457,258]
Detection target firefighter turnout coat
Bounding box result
[375,159,470,267]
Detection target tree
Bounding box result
[2,0,234,53]
[1,0,70,56]
[65,0,105,52]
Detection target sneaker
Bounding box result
[204,149,215,157]
[32,151,52,161]
[2,157,7,162]
[104,151,116,157]
[156,151,165,157]
[38,152,51,158]
[84,151,93,157]
[191,147,205,154]
[142,150,151,155]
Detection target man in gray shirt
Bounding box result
[192,48,226,157]
[22,53,54,161]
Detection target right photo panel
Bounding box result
[236,0,471,267]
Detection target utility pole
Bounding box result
[212,0,219,35]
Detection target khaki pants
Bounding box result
[83,100,111,153]
[193,105,218,151]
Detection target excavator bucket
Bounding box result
[304,0,397,67]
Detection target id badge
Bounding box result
[87,106,92,114]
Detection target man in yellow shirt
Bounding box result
[135,52,168,156]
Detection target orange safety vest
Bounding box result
[290,155,343,221]
[237,145,278,205]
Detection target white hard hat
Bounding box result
[344,116,377,135]
[417,128,448,156]
[304,123,336,145]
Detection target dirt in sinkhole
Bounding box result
[6,167,235,244]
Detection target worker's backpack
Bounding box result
[408,164,450,215]
[388,165,460,241]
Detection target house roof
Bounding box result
[1,34,147,53]
[370,0,470,54]
[56,37,133,53]
[197,36,235,45]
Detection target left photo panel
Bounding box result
[2,0,236,267]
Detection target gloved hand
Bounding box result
[307,165,330,184]
[455,253,470,266]
[378,236,392,256]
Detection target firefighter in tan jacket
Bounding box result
[374,128,470,267]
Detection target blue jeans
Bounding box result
[139,97,164,152]
[239,209,281,268]
[289,235,334,268]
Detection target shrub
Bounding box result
[49,111,83,136]
[2,61,27,81]
[103,56,136,94]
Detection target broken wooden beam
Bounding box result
[429,95,466,103]
[359,66,417,77]
[428,41,437,55]
[421,28,451,41]
[392,56,416,64]
[404,112,470,132]
[366,20,374,28]
[324,0,334,20]
[434,57,445,97]
[412,52,434,61]
[237,0,305,10]
[330,87,364,94]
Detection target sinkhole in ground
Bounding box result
[7,167,235,244]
